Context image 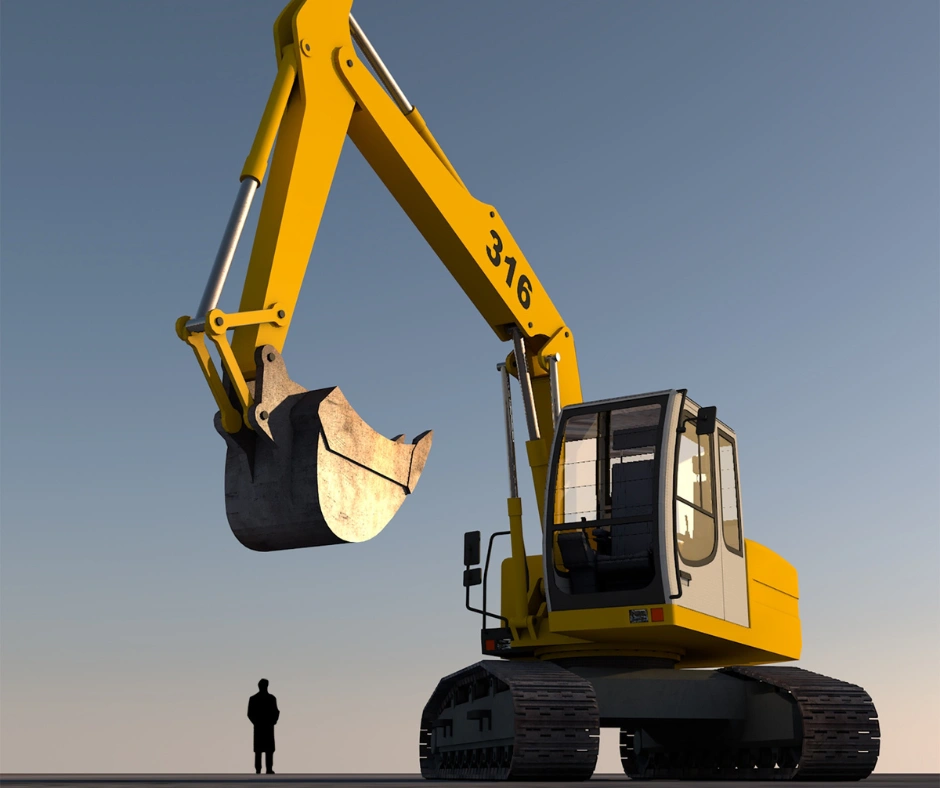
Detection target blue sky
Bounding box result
[1,0,937,774]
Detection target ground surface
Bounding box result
[0,776,935,788]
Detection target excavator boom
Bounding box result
[177,0,582,551]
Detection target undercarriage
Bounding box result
[419,660,879,781]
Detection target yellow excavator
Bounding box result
[176,0,879,780]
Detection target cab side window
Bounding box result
[718,433,743,554]
[676,414,717,565]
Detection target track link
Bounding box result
[621,665,879,781]
[729,666,880,781]
[420,660,599,781]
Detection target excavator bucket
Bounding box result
[214,346,432,551]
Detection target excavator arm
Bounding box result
[176,0,582,549]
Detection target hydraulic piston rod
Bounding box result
[349,14,413,114]
[186,178,259,333]
[511,327,541,442]
[547,353,562,427]
[498,362,520,498]
[497,361,529,607]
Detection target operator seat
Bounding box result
[557,530,598,594]
[597,460,656,590]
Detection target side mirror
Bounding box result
[464,530,481,567]
[463,567,482,587]
[695,406,717,436]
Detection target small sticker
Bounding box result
[629,609,649,624]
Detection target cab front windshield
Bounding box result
[549,401,663,594]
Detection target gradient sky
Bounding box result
[1,0,937,775]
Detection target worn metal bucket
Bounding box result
[214,346,432,551]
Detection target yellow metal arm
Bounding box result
[177,0,583,519]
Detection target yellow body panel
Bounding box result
[746,539,799,598]
[501,539,801,668]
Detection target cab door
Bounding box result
[543,394,672,613]
[674,407,724,619]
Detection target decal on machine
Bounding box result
[486,229,532,309]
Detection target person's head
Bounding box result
[258,679,269,692]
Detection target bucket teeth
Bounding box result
[214,345,432,551]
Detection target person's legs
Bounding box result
[265,751,274,774]
[254,752,262,774]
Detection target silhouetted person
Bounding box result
[248,678,280,774]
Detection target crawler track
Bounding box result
[621,665,880,780]
[419,660,599,781]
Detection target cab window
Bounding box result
[549,402,663,594]
[676,414,717,565]
[553,404,661,525]
[718,433,742,554]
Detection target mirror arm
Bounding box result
[482,530,511,628]
[677,406,717,436]
[464,531,511,628]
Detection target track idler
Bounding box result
[215,345,432,551]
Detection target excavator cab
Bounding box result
[544,390,749,626]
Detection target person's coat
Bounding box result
[247,691,280,752]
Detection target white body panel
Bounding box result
[678,545,725,618]
[720,540,749,626]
